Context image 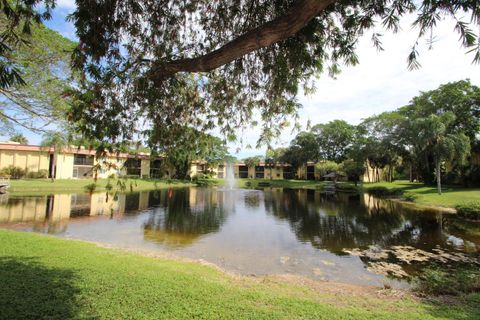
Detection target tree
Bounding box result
[341,159,365,186]
[63,0,480,151]
[0,1,55,88]
[148,127,229,179]
[40,131,69,182]
[398,80,480,184]
[265,147,286,180]
[312,120,355,162]
[413,113,470,194]
[0,13,76,134]
[315,161,340,178]
[9,133,28,144]
[243,156,262,170]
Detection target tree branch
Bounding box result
[153,0,336,78]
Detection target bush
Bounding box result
[415,266,480,295]
[26,169,49,179]
[84,183,97,194]
[455,201,480,220]
[366,186,403,197]
[336,183,359,193]
[403,192,418,202]
[195,178,219,187]
[0,166,26,179]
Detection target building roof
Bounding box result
[0,143,150,159]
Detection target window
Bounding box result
[239,165,248,178]
[255,166,264,179]
[73,154,94,166]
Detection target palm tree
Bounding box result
[414,113,470,194]
[9,133,28,144]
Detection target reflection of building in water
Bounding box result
[143,188,227,248]
[0,192,153,224]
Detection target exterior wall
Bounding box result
[55,154,74,179]
[140,159,150,178]
[0,150,49,173]
[263,166,284,180]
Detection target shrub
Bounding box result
[415,266,480,295]
[84,183,97,194]
[403,192,418,202]
[336,183,359,193]
[195,178,218,187]
[105,182,113,191]
[257,182,271,187]
[0,166,26,179]
[455,201,480,220]
[366,186,403,197]
[26,170,49,179]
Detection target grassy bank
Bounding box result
[238,179,480,209]
[236,178,322,189]
[1,229,479,319]
[362,181,480,208]
[8,178,194,194]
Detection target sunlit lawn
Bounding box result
[363,180,480,207]
[1,229,479,319]
[8,178,193,195]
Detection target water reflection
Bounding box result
[263,189,458,254]
[143,189,228,247]
[1,188,479,286]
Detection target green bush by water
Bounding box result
[0,166,26,179]
[366,186,403,197]
[26,169,49,179]
[403,192,419,202]
[415,266,480,296]
[456,201,480,220]
[84,183,97,193]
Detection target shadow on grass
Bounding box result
[421,293,480,320]
[0,256,83,320]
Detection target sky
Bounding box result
[4,2,480,159]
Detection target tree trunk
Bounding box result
[50,152,57,182]
[151,0,336,79]
[436,159,442,195]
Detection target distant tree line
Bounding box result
[266,80,479,193]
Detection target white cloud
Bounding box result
[56,0,76,10]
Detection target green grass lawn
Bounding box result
[8,178,194,195]
[1,229,479,319]
[363,181,480,208]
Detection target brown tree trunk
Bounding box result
[152,0,336,79]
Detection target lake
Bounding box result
[1,187,479,287]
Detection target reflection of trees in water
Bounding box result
[264,189,447,254]
[244,191,261,208]
[143,188,227,247]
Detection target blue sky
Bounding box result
[2,3,480,159]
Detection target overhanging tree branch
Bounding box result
[153,0,336,78]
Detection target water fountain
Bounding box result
[226,162,236,189]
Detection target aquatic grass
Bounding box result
[1,229,479,319]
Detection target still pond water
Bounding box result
[1,187,479,287]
